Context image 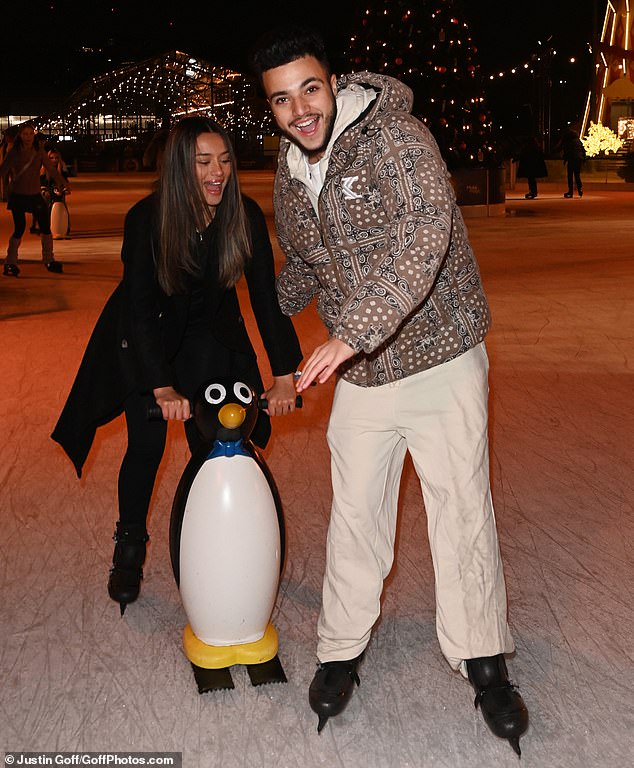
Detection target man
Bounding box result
[555,126,585,198]
[250,25,529,755]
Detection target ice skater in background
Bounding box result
[52,116,302,615]
[515,136,548,199]
[0,121,68,276]
[555,126,586,198]
[251,23,529,755]
[41,145,72,239]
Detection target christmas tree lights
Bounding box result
[347,0,493,167]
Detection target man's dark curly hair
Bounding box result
[249,24,331,87]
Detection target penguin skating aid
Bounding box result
[168,378,294,692]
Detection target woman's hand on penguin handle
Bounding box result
[152,386,191,421]
[262,373,298,416]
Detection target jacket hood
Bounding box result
[335,71,414,118]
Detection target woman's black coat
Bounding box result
[516,140,548,179]
[52,193,302,477]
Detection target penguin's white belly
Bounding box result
[179,455,281,646]
[50,201,68,237]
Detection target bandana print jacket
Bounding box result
[273,71,491,387]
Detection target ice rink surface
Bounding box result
[1,173,633,767]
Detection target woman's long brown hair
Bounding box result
[156,117,251,295]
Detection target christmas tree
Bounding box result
[346,0,493,168]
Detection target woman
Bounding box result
[52,117,302,614]
[0,122,68,276]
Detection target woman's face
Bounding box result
[195,132,232,210]
[19,125,35,148]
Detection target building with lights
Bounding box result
[583,0,634,147]
[5,50,273,171]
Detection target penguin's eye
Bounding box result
[233,382,253,404]
[204,383,226,405]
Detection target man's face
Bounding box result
[262,55,337,163]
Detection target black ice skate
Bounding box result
[466,654,529,756]
[309,654,363,732]
[107,523,149,615]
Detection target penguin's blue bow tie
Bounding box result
[207,439,250,459]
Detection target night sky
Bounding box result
[1,0,599,100]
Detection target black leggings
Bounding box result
[10,198,51,238]
[117,390,203,528]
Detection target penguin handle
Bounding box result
[146,402,195,421]
[147,395,302,420]
[146,403,169,421]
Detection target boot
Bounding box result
[107,522,149,615]
[4,236,21,276]
[41,233,63,273]
[309,653,363,732]
[466,654,529,756]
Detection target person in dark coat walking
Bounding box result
[555,127,586,198]
[52,117,302,614]
[515,136,548,199]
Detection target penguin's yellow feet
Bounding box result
[183,623,287,692]
[183,622,279,667]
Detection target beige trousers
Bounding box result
[318,343,515,671]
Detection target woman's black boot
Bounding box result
[308,654,363,732]
[466,654,529,756]
[107,523,149,615]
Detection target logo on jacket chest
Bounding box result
[341,176,363,200]
[340,175,382,211]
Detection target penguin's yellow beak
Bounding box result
[218,403,246,429]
